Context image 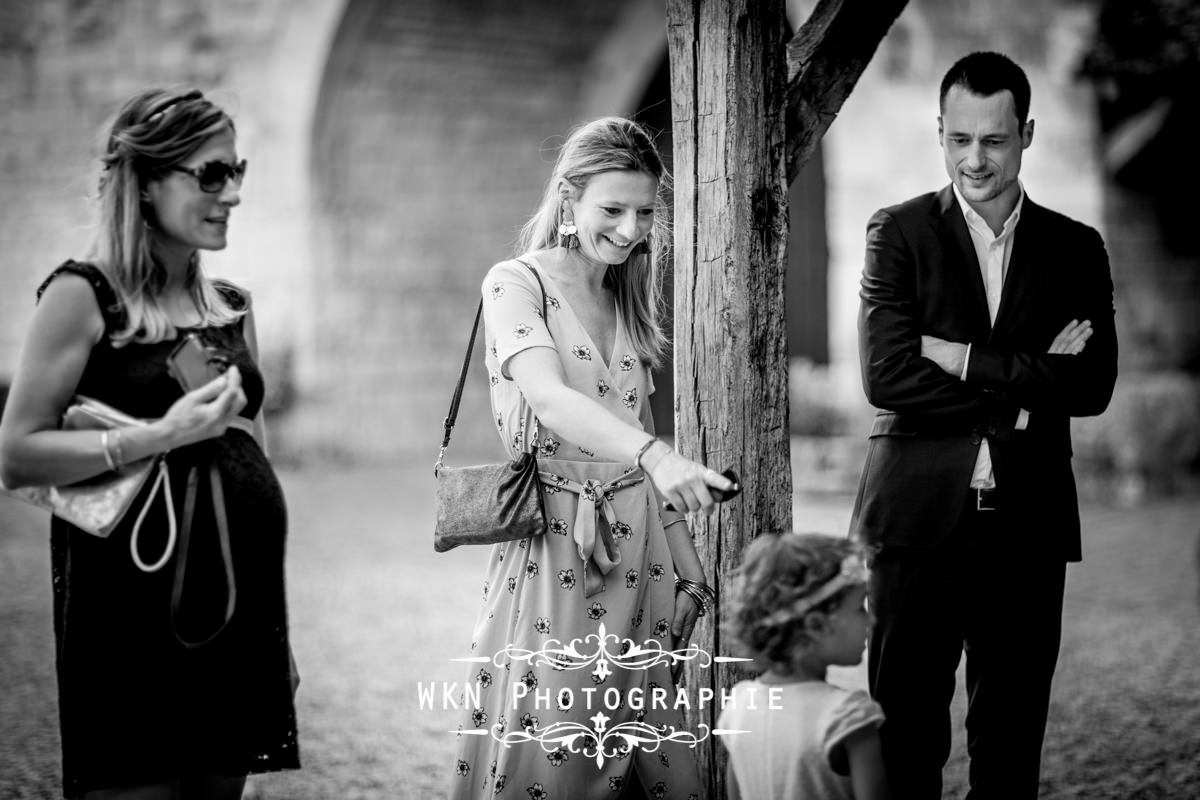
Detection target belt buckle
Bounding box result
[976,488,997,512]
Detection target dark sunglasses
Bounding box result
[167,159,247,193]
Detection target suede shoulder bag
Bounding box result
[433,259,548,552]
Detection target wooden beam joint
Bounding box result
[785,0,908,182]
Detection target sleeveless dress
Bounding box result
[39,262,299,798]
[448,257,702,800]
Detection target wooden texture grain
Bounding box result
[667,0,792,791]
[667,0,908,794]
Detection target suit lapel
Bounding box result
[930,186,991,336]
[991,196,1042,337]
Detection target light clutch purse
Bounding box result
[1,395,175,572]
[433,260,548,553]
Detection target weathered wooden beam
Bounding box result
[666,1,907,795]
[666,0,792,793]
[786,0,908,182]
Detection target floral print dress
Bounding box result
[448,256,702,800]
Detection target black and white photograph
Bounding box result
[1,1,1196,798]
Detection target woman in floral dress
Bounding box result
[448,118,735,800]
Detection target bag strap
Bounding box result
[170,461,237,649]
[437,259,547,474]
[125,420,252,573]
[128,458,176,572]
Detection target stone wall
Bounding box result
[294,0,666,461]
[0,0,666,465]
[0,0,343,419]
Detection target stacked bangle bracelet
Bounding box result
[675,577,717,617]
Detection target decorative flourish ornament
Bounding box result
[497,622,712,676]
[485,714,711,769]
[558,201,580,250]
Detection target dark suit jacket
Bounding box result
[850,186,1117,561]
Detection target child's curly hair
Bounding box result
[724,533,864,674]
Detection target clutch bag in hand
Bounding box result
[1,395,161,538]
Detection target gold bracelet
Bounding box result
[663,518,689,530]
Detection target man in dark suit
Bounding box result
[850,51,1118,799]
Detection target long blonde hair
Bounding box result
[516,117,672,369]
[89,87,246,346]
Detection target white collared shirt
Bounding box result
[952,182,1030,489]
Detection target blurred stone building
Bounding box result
[0,0,1195,496]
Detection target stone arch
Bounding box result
[577,0,669,120]
[203,0,349,385]
[296,0,669,460]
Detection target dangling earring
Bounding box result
[558,201,580,250]
[139,189,156,231]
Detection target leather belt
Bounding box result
[970,487,1000,512]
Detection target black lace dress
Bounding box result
[39,262,299,798]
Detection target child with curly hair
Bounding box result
[717,533,889,800]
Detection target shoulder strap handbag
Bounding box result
[433,259,549,552]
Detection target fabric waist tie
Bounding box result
[538,469,645,598]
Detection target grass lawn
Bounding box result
[2,466,1197,799]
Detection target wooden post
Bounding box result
[667,0,908,795]
[666,0,792,790]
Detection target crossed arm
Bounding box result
[860,210,1117,424]
[859,210,1014,425]
[921,319,1092,374]
[921,319,1094,426]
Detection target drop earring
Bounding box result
[558,201,579,250]
[140,193,158,231]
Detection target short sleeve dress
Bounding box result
[717,679,885,800]
[448,256,702,800]
[39,262,300,798]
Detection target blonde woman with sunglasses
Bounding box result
[0,88,299,800]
